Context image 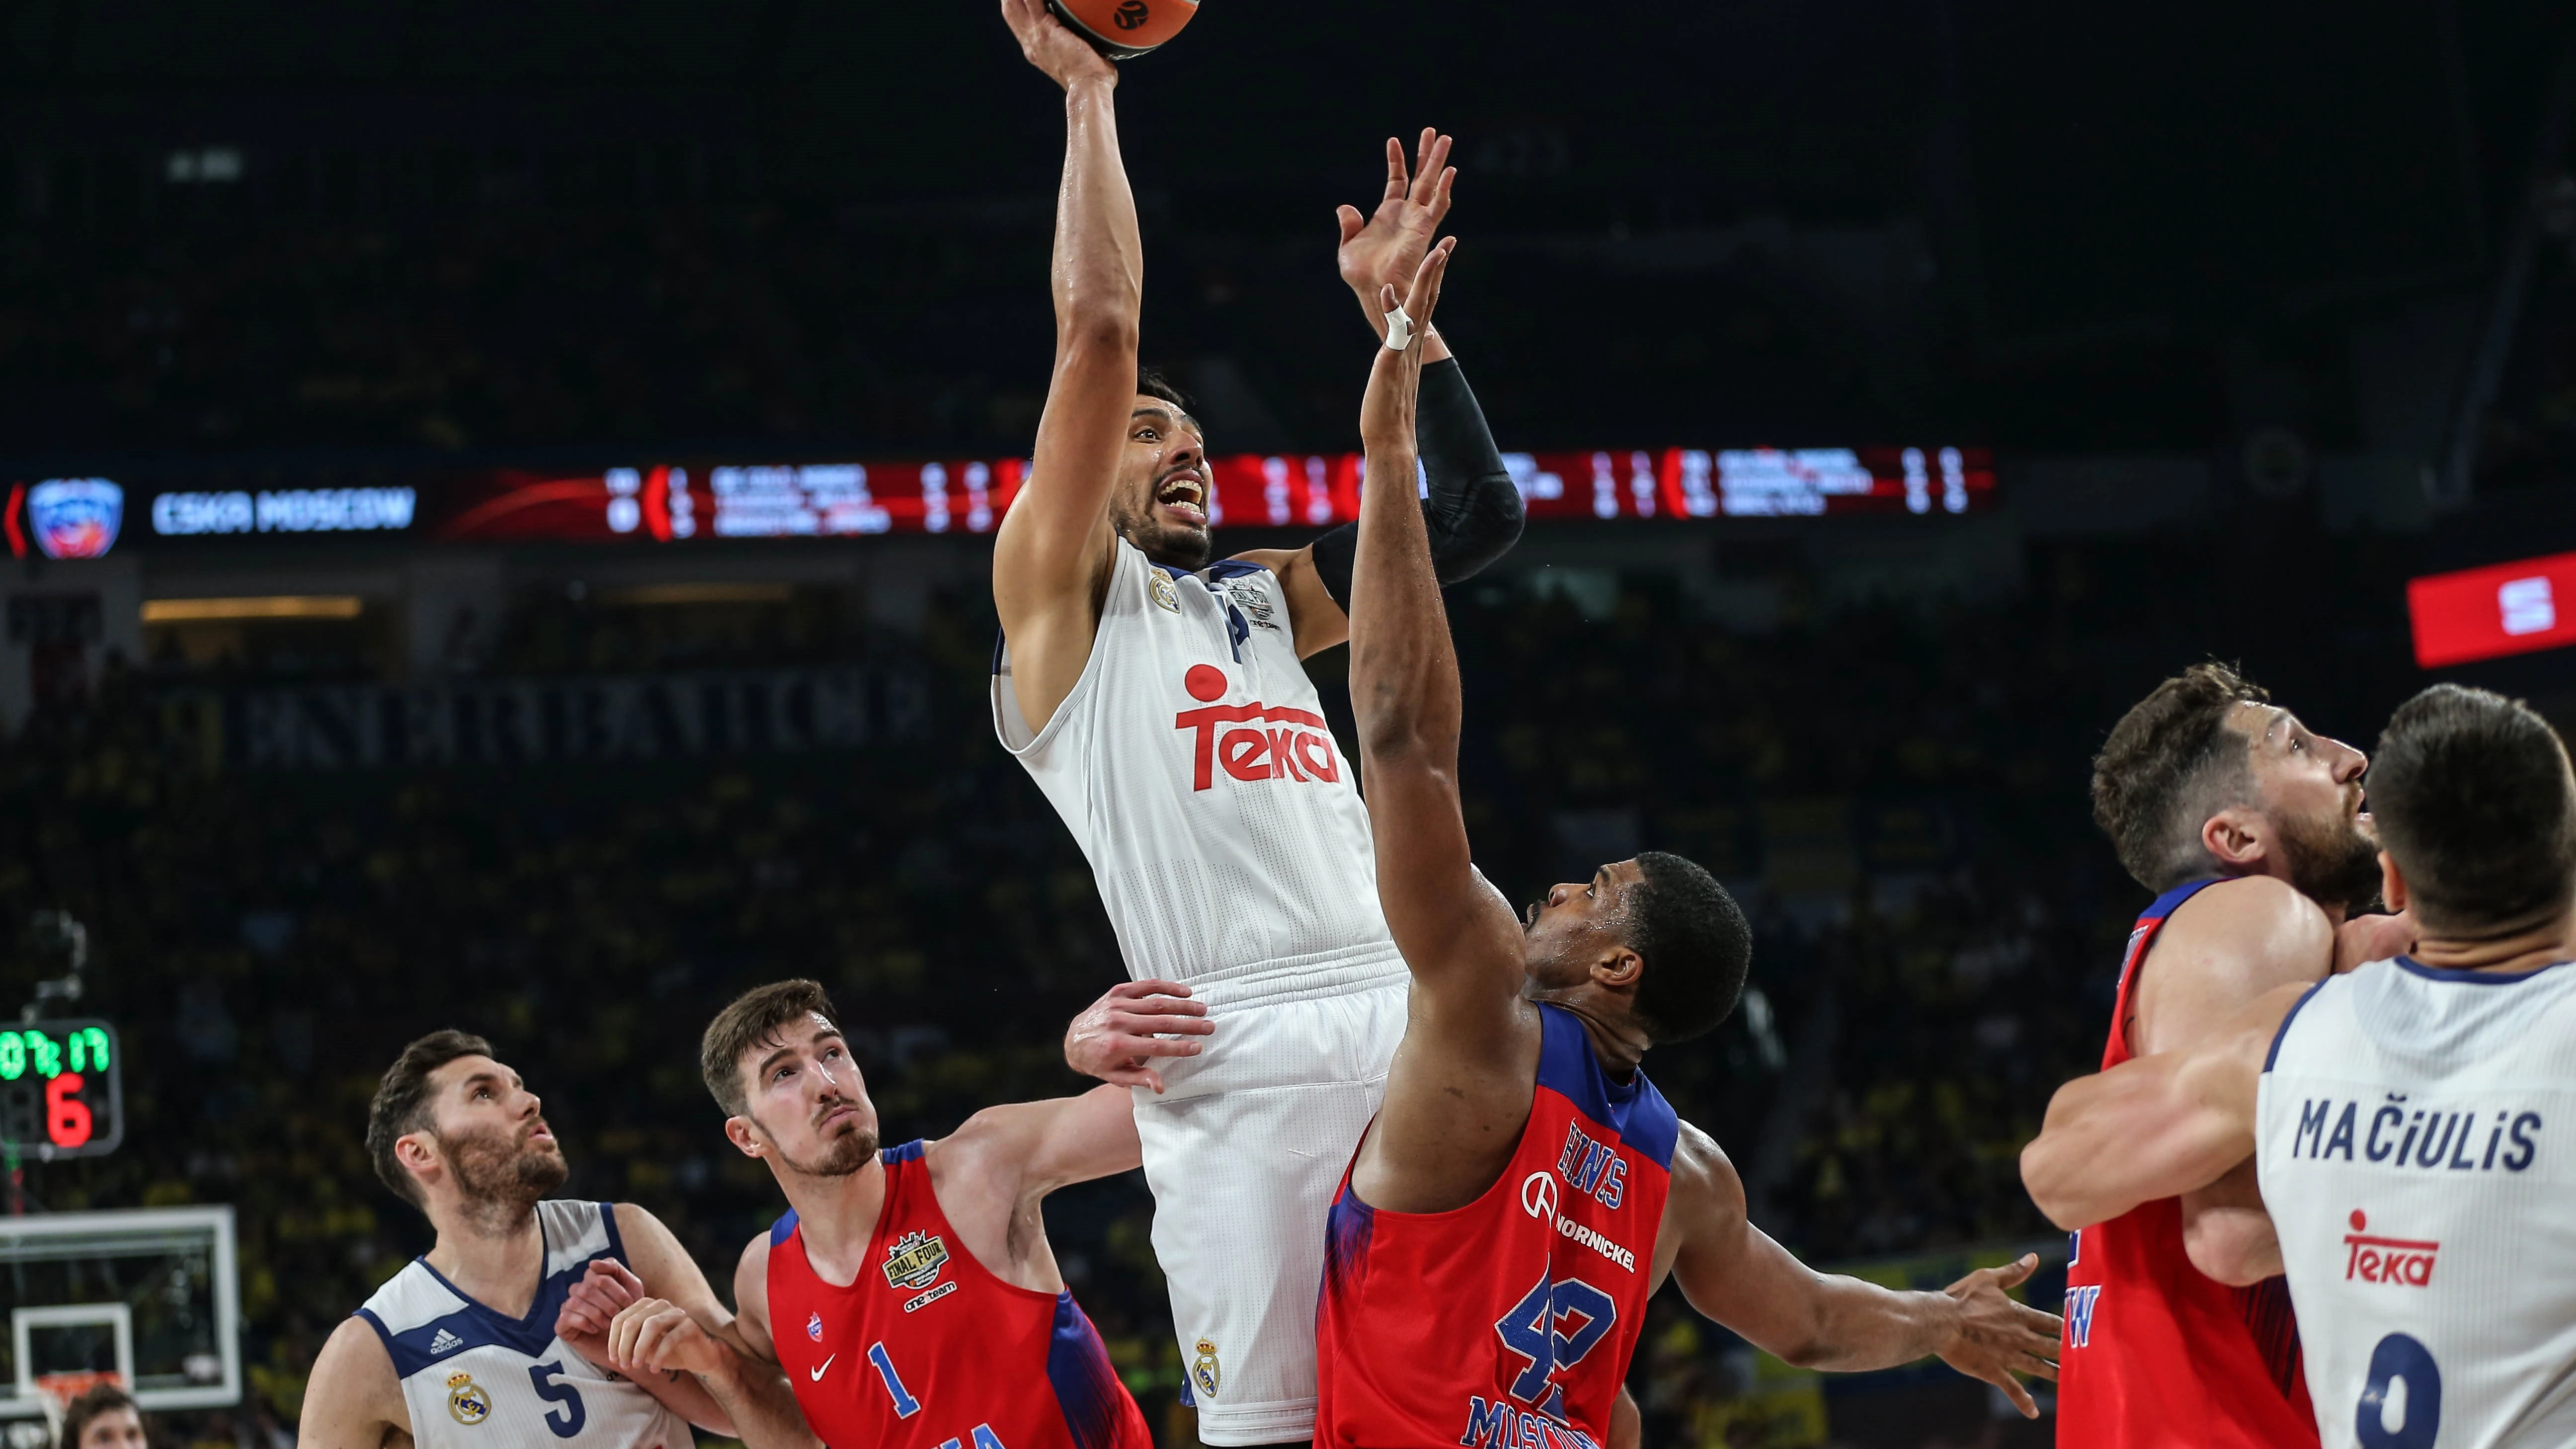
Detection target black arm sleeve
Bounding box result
[1311,356,1525,609]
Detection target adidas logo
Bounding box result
[429,1329,465,1356]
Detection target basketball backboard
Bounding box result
[0,1207,238,1433]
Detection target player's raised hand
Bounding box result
[1001,0,1117,91]
[1359,241,1455,456]
[1932,1253,2061,1419]
[555,1259,645,1347]
[1338,130,1457,337]
[1064,979,1213,1094]
[606,1296,726,1380]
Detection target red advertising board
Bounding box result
[2408,551,2576,668]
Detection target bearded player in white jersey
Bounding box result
[301,1032,809,1449]
[2024,683,2576,1449]
[991,3,1529,1442]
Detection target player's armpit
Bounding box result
[2131,875,2333,1056]
[2021,981,2304,1230]
[298,1316,408,1449]
[1228,546,1350,658]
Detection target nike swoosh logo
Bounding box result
[809,1356,834,1381]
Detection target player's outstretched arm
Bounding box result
[1244,130,1525,659]
[992,0,1144,732]
[298,1318,409,1449]
[1655,1123,2062,1416]
[1347,243,1525,1010]
[2020,980,2304,1231]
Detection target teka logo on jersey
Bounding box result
[2342,1209,2439,1287]
[1174,665,1342,792]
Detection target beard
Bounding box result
[758,1107,878,1180]
[1111,499,1213,571]
[2276,803,2385,915]
[437,1122,568,1216]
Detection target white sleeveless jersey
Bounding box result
[994,539,1404,1025]
[2257,956,2576,1449]
[354,1202,691,1449]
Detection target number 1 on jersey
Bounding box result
[867,1341,921,1419]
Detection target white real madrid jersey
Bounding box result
[354,1202,693,1449]
[994,538,1404,1031]
[2256,956,2576,1449]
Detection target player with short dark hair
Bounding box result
[683,979,1153,1449]
[303,1031,804,1449]
[992,2,1529,1438]
[2025,683,2576,1449]
[2055,662,2417,1449]
[56,1382,145,1449]
[1311,246,2061,1449]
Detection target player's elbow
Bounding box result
[2018,1136,2095,1232]
[1055,297,1141,354]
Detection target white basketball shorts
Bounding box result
[1131,977,1407,1446]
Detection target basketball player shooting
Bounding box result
[299,1032,803,1449]
[2024,684,2576,1449]
[992,1,1527,1440]
[1311,245,2063,1448]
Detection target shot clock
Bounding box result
[0,1020,121,1159]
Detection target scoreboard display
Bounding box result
[0,1020,121,1160]
[6,446,1995,557]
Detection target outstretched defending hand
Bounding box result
[1064,979,1212,1094]
[1339,130,1457,337]
[606,1295,728,1381]
[1359,240,1456,457]
[1932,1253,2062,1419]
[1000,0,1117,91]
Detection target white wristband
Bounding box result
[1383,305,1414,351]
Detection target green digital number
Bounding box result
[70,1029,107,1073]
[0,1034,21,1081]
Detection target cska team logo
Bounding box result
[881,1230,950,1291]
[25,479,123,560]
[806,1310,824,1343]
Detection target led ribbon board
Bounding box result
[2408,550,2576,668]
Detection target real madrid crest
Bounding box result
[1148,570,1183,613]
[1191,1339,1221,1399]
[445,1372,492,1427]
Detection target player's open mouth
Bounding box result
[1156,472,1208,528]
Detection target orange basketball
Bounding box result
[1046,0,1199,59]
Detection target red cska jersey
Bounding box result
[765,1141,1151,1449]
[2055,879,2319,1449]
[1316,1004,1678,1449]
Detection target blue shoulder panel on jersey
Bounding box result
[882,1139,928,1165]
[1534,1004,1681,1170]
[598,1201,626,1265]
[991,628,1007,677]
[2262,978,2333,1073]
[1044,1291,1132,1449]
[1201,559,1271,582]
[2142,877,2224,922]
[769,1209,800,1247]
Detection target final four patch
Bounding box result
[881,1230,950,1291]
